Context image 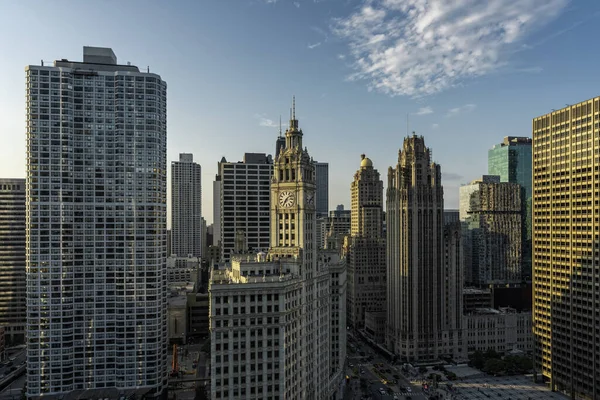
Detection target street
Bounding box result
[0,347,27,400]
[345,334,426,400]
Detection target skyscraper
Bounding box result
[459,176,523,285]
[314,161,329,217]
[488,136,532,199]
[0,179,26,345]
[346,155,386,330]
[214,153,272,262]
[533,98,600,399]
[209,99,345,399]
[25,47,167,398]
[386,134,463,361]
[275,119,286,160]
[488,136,533,279]
[171,153,202,257]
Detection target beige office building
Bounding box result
[533,98,600,399]
[209,102,345,399]
[346,155,386,330]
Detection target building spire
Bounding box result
[289,96,299,131]
[279,115,282,137]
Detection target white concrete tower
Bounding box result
[25,47,168,398]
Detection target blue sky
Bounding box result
[1,0,599,224]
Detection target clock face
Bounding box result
[279,191,295,207]
[305,192,315,207]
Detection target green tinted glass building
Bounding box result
[488,136,532,280]
[488,136,532,200]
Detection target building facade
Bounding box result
[318,206,351,250]
[533,98,600,399]
[464,308,532,355]
[25,47,168,398]
[460,176,523,285]
[0,179,26,345]
[171,153,202,257]
[214,153,272,262]
[166,256,200,284]
[386,134,463,362]
[488,136,533,280]
[209,102,345,399]
[314,161,329,217]
[323,249,347,394]
[346,155,386,330]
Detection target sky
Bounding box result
[1,0,599,225]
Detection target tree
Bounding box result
[484,348,501,360]
[483,358,505,376]
[469,350,485,369]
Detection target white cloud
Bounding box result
[308,42,322,49]
[254,114,286,129]
[332,0,569,97]
[431,123,439,129]
[416,106,433,115]
[446,103,476,117]
[294,1,300,7]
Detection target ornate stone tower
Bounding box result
[386,134,451,361]
[269,98,330,398]
[270,97,317,268]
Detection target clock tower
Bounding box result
[270,97,316,266]
[269,98,330,398]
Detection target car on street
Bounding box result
[406,386,412,393]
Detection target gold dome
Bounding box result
[360,154,373,168]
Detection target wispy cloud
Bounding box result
[308,42,322,49]
[443,172,464,181]
[416,106,433,115]
[254,114,286,129]
[431,123,439,129]
[293,1,300,7]
[332,0,569,97]
[446,104,476,117]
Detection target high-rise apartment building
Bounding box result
[213,173,222,246]
[386,134,463,361]
[443,209,460,225]
[346,155,386,330]
[275,125,285,161]
[209,101,345,399]
[171,153,202,257]
[460,176,523,285]
[0,179,26,345]
[314,161,329,217]
[25,47,168,398]
[318,206,351,249]
[489,136,533,279]
[214,153,272,262]
[533,98,600,399]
